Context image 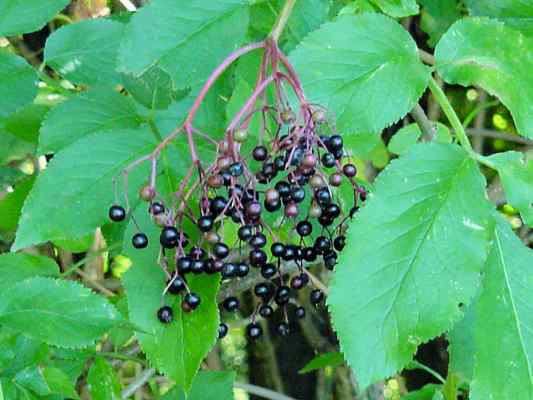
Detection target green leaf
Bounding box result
[470,218,533,399]
[38,88,142,154]
[465,0,533,34]
[388,123,452,155]
[118,0,249,92]
[369,0,419,18]
[0,277,119,348]
[328,143,493,388]
[299,352,344,374]
[123,209,220,392]
[0,253,58,290]
[44,18,125,86]
[162,371,236,400]
[0,0,70,36]
[488,151,533,227]
[402,384,441,400]
[435,18,533,139]
[447,303,475,382]
[0,50,38,118]
[289,14,430,134]
[249,0,330,51]
[3,104,50,143]
[0,334,49,378]
[87,357,121,400]
[42,367,80,399]
[0,176,35,233]
[418,0,462,47]
[13,129,155,251]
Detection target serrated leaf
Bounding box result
[0,253,58,290]
[369,0,419,18]
[418,0,462,47]
[87,357,121,400]
[38,88,142,154]
[289,14,430,134]
[299,352,344,374]
[0,176,34,233]
[0,334,49,378]
[44,18,125,86]
[0,277,119,348]
[389,122,451,155]
[0,50,38,118]
[3,104,49,143]
[122,209,220,392]
[447,304,476,382]
[465,0,533,34]
[435,18,533,139]
[118,0,248,92]
[328,143,493,388]
[488,151,533,227]
[162,371,236,400]
[0,0,70,36]
[249,0,330,51]
[14,129,155,251]
[469,218,533,399]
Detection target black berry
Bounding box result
[109,205,126,222]
[157,306,173,323]
[132,233,148,249]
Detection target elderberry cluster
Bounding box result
[108,107,366,341]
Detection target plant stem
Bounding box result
[234,382,297,400]
[270,0,297,42]
[409,360,446,384]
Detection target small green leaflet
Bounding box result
[88,357,121,399]
[418,0,462,47]
[469,218,533,399]
[0,277,120,348]
[388,122,452,155]
[369,0,419,18]
[299,352,344,374]
[328,143,493,388]
[44,18,126,87]
[122,209,220,392]
[0,0,70,36]
[0,50,38,118]
[118,0,249,92]
[435,18,533,139]
[0,253,58,290]
[38,88,142,154]
[14,129,155,251]
[402,384,441,400]
[162,371,236,400]
[488,151,533,227]
[289,14,430,134]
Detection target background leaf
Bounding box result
[418,0,462,47]
[369,0,419,18]
[299,352,344,374]
[162,371,236,400]
[44,18,125,86]
[0,253,58,290]
[0,50,38,118]
[435,18,533,138]
[122,209,220,392]
[328,143,493,387]
[0,176,35,233]
[87,357,121,400]
[0,0,70,36]
[0,277,119,348]
[388,122,452,155]
[289,14,430,134]
[14,129,155,250]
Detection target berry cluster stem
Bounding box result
[270,0,297,42]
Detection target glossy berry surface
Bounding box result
[168,276,186,294]
[157,306,173,323]
[218,323,228,339]
[160,226,179,248]
[184,292,201,310]
[222,296,240,312]
[132,233,148,249]
[276,322,290,336]
[109,205,126,222]
[310,289,324,305]
[246,323,263,340]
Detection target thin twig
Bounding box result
[74,269,116,297]
[234,382,298,400]
[466,128,533,146]
[121,368,156,399]
[410,103,436,141]
[419,49,435,65]
[118,0,137,11]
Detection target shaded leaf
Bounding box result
[0,50,38,118]
[418,0,462,47]
[369,0,419,18]
[87,357,121,400]
[0,252,58,290]
[328,143,493,388]
[0,176,35,233]
[299,352,344,374]
[447,304,476,382]
[0,277,120,348]
[435,18,533,138]
[289,14,430,134]
[0,0,70,36]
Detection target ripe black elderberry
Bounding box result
[150,202,165,215]
[229,162,244,177]
[275,286,291,305]
[198,215,214,232]
[182,292,201,312]
[271,242,285,258]
[343,163,357,178]
[334,235,346,251]
[246,322,263,340]
[222,297,240,312]
[210,196,228,215]
[238,225,253,241]
[249,233,267,248]
[295,306,306,319]
[252,145,268,161]
[109,205,126,222]
[276,322,290,337]
[259,304,274,318]
[157,306,173,323]
[236,262,250,277]
[160,226,179,248]
[218,323,228,339]
[222,262,237,279]
[168,276,186,294]
[254,282,273,301]
[303,247,317,262]
[315,187,331,206]
[132,233,148,249]
[213,242,230,259]
[310,289,324,305]
[321,153,336,168]
[261,263,277,279]
[296,221,312,237]
[327,135,343,152]
[249,249,267,267]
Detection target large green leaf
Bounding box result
[123,209,220,392]
[328,143,493,388]
[0,253,58,290]
[435,18,533,139]
[418,0,462,47]
[388,122,451,155]
[118,0,249,92]
[87,357,121,399]
[0,176,34,233]
[162,371,236,400]
[465,0,533,34]
[13,129,155,251]
[0,50,38,118]
[3,104,49,143]
[0,277,119,348]
[289,14,430,134]
[488,151,533,227]
[369,0,419,18]
[38,88,142,154]
[44,18,125,87]
[249,0,330,51]
[447,303,475,382]
[470,218,533,399]
[0,0,70,36]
